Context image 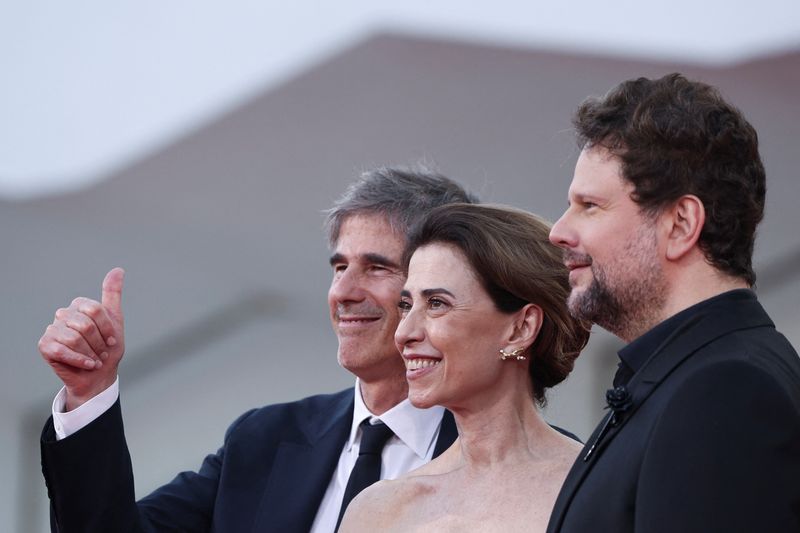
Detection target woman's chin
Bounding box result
[408,388,440,410]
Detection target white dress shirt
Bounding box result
[51,377,446,533]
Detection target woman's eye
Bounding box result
[428,298,446,310]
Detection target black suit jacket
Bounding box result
[547,291,800,533]
[41,388,458,532]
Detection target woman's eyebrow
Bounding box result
[421,288,455,298]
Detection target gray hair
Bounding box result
[324,166,478,247]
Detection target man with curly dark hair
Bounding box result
[547,73,800,533]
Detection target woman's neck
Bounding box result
[449,384,555,470]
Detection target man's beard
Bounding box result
[566,226,667,341]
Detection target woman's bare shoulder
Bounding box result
[340,443,462,531]
[338,479,396,532]
[339,473,440,532]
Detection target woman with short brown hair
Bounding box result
[340,203,589,532]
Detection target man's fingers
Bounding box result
[36,269,125,384]
[57,310,108,358]
[39,335,101,370]
[101,267,125,323]
[44,323,104,363]
[68,298,117,348]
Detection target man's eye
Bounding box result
[332,264,347,273]
[398,300,412,312]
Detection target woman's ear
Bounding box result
[506,303,543,351]
[664,194,705,261]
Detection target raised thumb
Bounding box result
[101,267,125,319]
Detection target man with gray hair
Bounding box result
[38,167,476,532]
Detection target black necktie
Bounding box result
[335,419,394,530]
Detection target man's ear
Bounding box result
[664,194,705,261]
[505,303,543,351]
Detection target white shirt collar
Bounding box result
[348,378,445,460]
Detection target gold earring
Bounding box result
[499,348,527,361]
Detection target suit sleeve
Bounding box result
[635,360,800,533]
[40,397,254,532]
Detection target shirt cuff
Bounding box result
[52,377,120,440]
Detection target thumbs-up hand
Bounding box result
[38,268,127,410]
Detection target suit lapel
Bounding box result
[548,293,773,532]
[250,397,458,531]
[252,391,354,533]
[623,295,772,427]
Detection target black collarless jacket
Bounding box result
[547,291,800,533]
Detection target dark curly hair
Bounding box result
[574,73,765,286]
[403,203,590,406]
